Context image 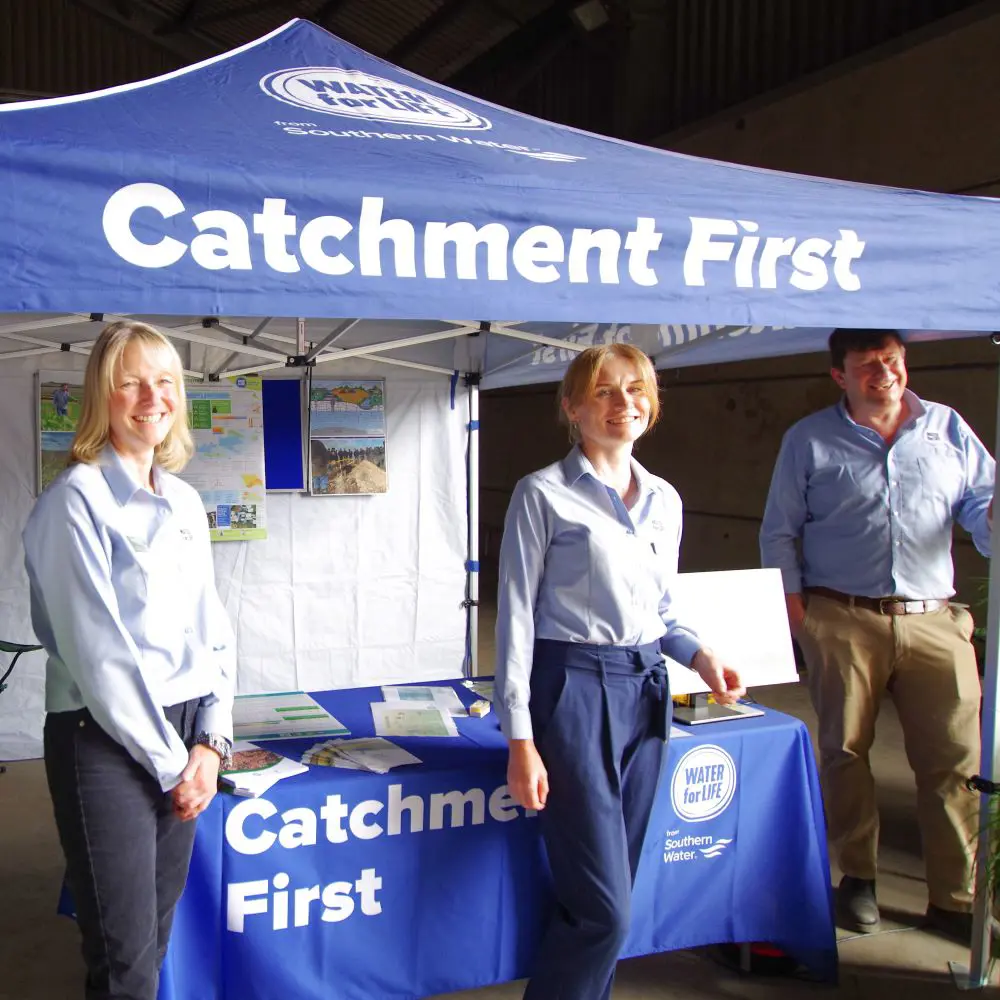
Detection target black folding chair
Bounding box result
[0,640,43,774]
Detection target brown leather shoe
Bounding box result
[836,876,880,933]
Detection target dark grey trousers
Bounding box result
[44,700,200,1000]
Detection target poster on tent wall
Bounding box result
[308,378,387,496]
[37,376,84,493]
[184,377,268,541]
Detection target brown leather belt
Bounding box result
[805,586,949,616]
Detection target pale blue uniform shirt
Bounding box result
[23,445,236,791]
[760,390,994,599]
[495,446,703,741]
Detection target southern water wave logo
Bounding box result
[662,830,733,863]
[670,744,737,823]
[260,68,492,130]
[699,837,732,858]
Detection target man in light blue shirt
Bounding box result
[760,327,993,942]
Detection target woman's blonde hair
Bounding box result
[70,321,193,472]
[558,342,661,442]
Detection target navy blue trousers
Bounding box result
[524,639,670,1000]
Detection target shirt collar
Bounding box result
[99,445,169,507]
[561,445,656,499]
[836,388,926,428]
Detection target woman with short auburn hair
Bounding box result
[494,342,744,1000]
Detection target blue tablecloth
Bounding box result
[159,681,836,1000]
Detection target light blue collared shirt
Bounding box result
[494,447,703,740]
[760,390,994,599]
[23,446,236,791]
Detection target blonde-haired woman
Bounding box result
[23,321,235,1000]
[495,343,744,1000]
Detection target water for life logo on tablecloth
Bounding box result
[670,744,736,822]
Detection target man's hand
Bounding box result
[690,648,746,706]
[507,739,548,811]
[171,744,221,821]
[785,592,807,637]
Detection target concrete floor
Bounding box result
[1,609,996,999]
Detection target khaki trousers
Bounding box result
[797,594,981,911]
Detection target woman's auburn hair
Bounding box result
[557,342,661,442]
[69,321,194,473]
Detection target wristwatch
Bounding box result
[195,731,233,770]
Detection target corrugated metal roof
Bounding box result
[1,0,178,98]
[0,0,988,143]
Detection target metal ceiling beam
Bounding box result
[312,0,352,30]
[154,0,218,35]
[69,0,219,63]
[188,0,296,30]
[447,0,574,85]
[388,0,478,63]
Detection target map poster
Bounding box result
[309,379,387,495]
[37,377,84,493]
[185,377,268,541]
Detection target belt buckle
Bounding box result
[878,597,903,615]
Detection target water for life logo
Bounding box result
[260,68,492,130]
[670,745,737,823]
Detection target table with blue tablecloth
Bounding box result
[159,680,836,1000]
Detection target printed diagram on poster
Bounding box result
[185,377,268,541]
[309,379,387,495]
[37,378,84,492]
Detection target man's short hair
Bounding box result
[828,328,904,371]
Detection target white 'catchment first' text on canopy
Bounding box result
[102,182,866,291]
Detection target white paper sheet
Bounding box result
[664,568,799,695]
[380,684,467,716]
[233,692,350,741]
[370,702,459,738]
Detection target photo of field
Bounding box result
[310,437,387,495]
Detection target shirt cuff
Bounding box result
[660,632,703,668]
[196,701,233,743]
[157,752,190,793]
[499,704,534,741]
[780,566,803,594]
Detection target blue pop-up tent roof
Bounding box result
[1,17,999,336]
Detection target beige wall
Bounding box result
[661,3,1000,196]
[481,9,1000,612]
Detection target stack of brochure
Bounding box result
[301,737,422,774]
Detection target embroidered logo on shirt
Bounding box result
[179,528,194,542]
[650,520,666,532]
[926,431,940,441]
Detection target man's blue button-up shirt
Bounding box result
[494,446,702,740]
[23,446,236,791]
[760,390,994,599]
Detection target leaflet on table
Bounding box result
[380,684,467,717]
[220,742,308,797]
[461,679,495,700]
[233,692,349,741]
[302,737,422,774]
[371,703,459,738]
